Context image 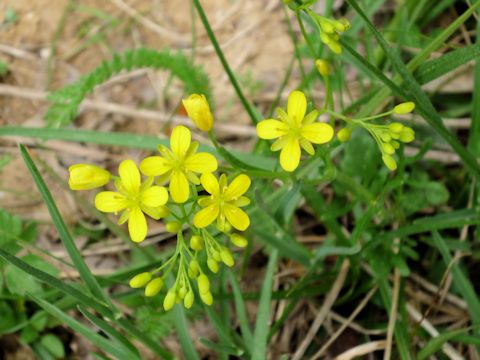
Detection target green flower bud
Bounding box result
[197,274,210,294]
[220,248,234,267]
[166,221,181,233]
[338,18,351,30]
[190,235,204,251]
[380,132,392,143]
[393,102,415,114]
[315,59,330,76]
[145,278,163,297]
[399,128,415,143]
[200,291,213,306]
[211,250,221,262]
[382,155,397,171]
[230,234,248,248]
[328,41,342,55]
[337,128,351,142]
[129,272,151,288]
[216,220,232,233]
[188,260,200,278]
[391,140,400,149]
[178,286,187,300]
[320,32,332,45]
[163,289,177,311]
[319,19,335,34]
[184,291,194,309]
[207,258,219,273]
[381,142,395,155]
[389,122,404,133]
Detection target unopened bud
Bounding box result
[389,122,404,133]
[197,274,210,294]
[190,235,204,251]
[315,59,330,76]
[399,128,415,143]
[393,102,415,114]
[129,272,151,288]
[200,291,213,306]
[220,248,234,267]
[145,278,163,297]
[166,221,181,233]
[184,291,194,309]
[337,128,351,142]
[207,258,219,273]
[381,142,395,155]
[163,289,177,311]
[230,234,248,248]
[188,260,200,278]
[382,155,397,171]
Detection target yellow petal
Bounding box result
[302,110,319,125]
[141,205,169,220]
[170,171,189,203]
[299,138,315,155]
[271,137,288,152]
[140,156,171,176]
[170,125,191,158]
[95,191,128,213]
[119,160,141,194]
[301,123,334,144]
[184,152,218,173]
[193,205,219,228]
[200,173,219,196]
[224,174,251,200]
[256,120,287,140]
[198,196,215,207]
[118,210,129,225]
[68,164,110,190]
[141,186,168,207]
[223,204,250,231]
[128,207,147,242]
[280,138,301,172]
[287,90,307,124]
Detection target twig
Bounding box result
[334,340,387,360]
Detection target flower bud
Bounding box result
[211,250,221,262]
[315,59,330,76]
[338,18,350,30]
[337,128,351,142]
[391,140,400,149]
[230,234,248,248]
[182,94,214,132]
[393,102,415,114]
[197,274,210,294]
[216,220,232,233]
[319,19,335,34]
[165,221,181,233]
[163,289,177,311]
[200,291,213,306]
[190,235,204,251]
[68,164,110,190]
[380,132,391,142]
[129,272,151,288]
[381,142,395,155]
[188,260,200,278]
[184,291,194,309]
[382,155,397,171]
[399,128,415,143]
[207,258,219,273]
[328,41,342,54]
[145,278,164,297]
[220,248,234,267]
[178,286,187,299]
[389,122,404,133]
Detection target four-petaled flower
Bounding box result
[95,160,168,243]
[194,173,251,231]
[140,126,218,203]
[256,90,334,172]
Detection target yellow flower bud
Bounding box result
[68,164,110,190]
[145,278,164,297]
[319,19,335,34]
[207,258,219,273]
[216,220,232,233]
[200,291,213,306]
[337,128,351,142]
[178,286,187,300]
[380,132,391,142]
[129,272,151,288]
[211,250,221,262]
[328,41,342,54]
[393,102,415,114]
[391,140,400,149]
[163,289,177,311]
[315,59,330,76]
[184,291,194,309]
[188,260,200,278]
[166,221,181,233]
[230,234,248,248]
[338,18,351,31]
[382,155,397,171]
[399,128,415,143]
[182,94,214,132]
[190,235,204,251]
[220,248,234,267]
[389,122,404,133]
[197,274,210,294]
[381,142,395,155]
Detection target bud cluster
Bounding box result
[308,11,350,54]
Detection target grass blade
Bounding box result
[19,144,116,312]
[251,249,279,360]
[228,272,254,352]
[172,304,200,360]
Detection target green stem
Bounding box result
[192,0,260,124]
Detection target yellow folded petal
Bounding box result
[68,164,110,190]
[224,174,251,200]
[299,138,315,155]
[140,156,171,176]
[95,191,128,213]
[193,205,219,228]
[223,204,250,231]
[170,125,191,158]
[170,171,190,203]
[256,119,287,139]
[184,152,218,173]
[119,160,141,194]
[301,123,334,144]
[141,205,169,220]
[128,207,147,243]
[200,173,219,196]
[287,90,307,124]
[141,186,168,207]
[280,138,301,172]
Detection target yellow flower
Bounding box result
[182,94,214,132]
[256,90,334,172]
[95,160,169,243]
[140,125,218,203]
[68,164,111,190]
[193,173,251,231]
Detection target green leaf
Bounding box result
[20,325,39,344]
[251,249,278,360]
[417,327,469,360]
[40,334,65,359]
[228,272,253,352]
[199,338,244,356]
[172,304,200,360]
[19,144,117,313]
[31,311,48,332]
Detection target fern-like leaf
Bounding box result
[45,48,212,127]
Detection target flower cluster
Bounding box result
[68,94,251,311]
[308,11,350,54]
